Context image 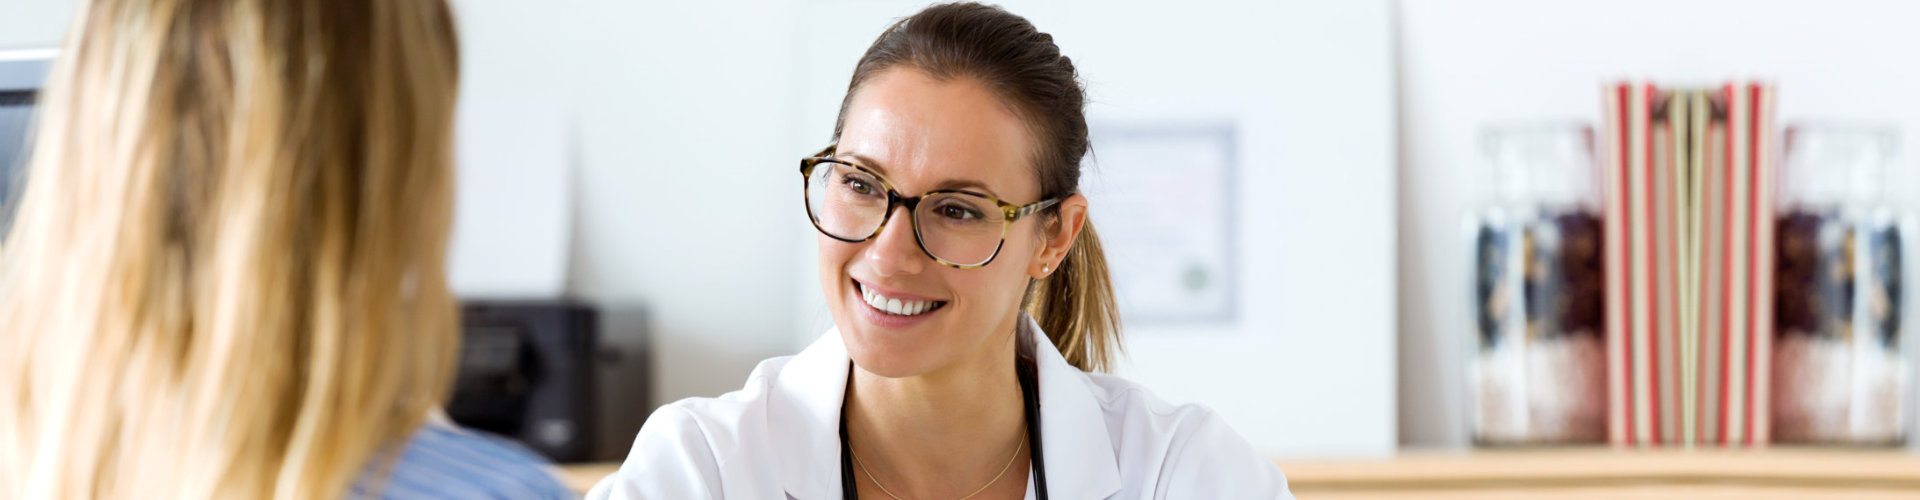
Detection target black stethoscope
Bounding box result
[839,355,1050,499]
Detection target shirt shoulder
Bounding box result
[1079,372,1294,498]
[1082,371,1219,435]
[358,423,577,500]
[639,353,796,451]
[585,355,799,499]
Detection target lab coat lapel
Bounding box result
[767,328,852,499]
[1024,314,1124,499]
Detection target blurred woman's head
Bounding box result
[810,2,1120,378]
[0,0,460,498]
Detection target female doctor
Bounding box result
[589,3,1292,499]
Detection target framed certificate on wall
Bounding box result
[1084,124,1237,324]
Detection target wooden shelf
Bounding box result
[553,447,1920,498]
[1276,448,1920,499]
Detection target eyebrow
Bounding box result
[837,151,1001,198]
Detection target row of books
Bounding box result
[1602,81,1778,447]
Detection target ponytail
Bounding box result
[1025,220,1123,372]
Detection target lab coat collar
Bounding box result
[767,313,1123,499]
[765,324,849,499]
[1021,312,1125,499]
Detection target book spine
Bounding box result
[1660,90,1686,446]
[1604,83,1632,448]
[1723,82,1752,446]
[1652,98,1677,445]
[1688,90,1714,447]
[1701,113,1727,445]
[1630,81,1655,446]
[1748,82,1776,446]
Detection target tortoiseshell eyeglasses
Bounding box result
[799,146,1059,269]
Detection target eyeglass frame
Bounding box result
[798,145,1062,269]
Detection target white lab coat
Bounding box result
[587,314,1293,499]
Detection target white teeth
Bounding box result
[858,283,943,316]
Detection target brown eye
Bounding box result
[839,175,877,196]
[935,204,981,221]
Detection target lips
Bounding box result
[855,280,948,317]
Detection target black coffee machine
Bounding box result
[447,300,599,462]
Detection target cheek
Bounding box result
[817,235,851,270]
[816,236,855,292]
[951,252,1034,314]
[1001,229,1046,274]
[983,232,1046,301]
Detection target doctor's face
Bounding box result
[818,68,1048,378]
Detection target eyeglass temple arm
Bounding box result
[800,145,837,174]
[1008,197,1061,221]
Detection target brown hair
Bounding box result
[831,2,1122,372]
[0,0,461,498]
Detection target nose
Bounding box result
[863,205,926,278]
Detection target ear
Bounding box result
[1030,193,1087,279]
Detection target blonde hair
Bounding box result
[0,0,461,498]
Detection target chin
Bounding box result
[839,320,945,379]
[844,343,929,379]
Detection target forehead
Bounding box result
[837,68,1036,200]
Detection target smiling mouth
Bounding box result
[854,280,949,317]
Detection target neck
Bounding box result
[845,313,1028,496]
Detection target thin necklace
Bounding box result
[849,431,1027,500]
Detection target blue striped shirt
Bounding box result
[352,423,577,500]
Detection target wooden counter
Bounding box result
[1280,448,1920,499]
[555,447,1920,498]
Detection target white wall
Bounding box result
[447,0,815,459]
[0,0,74,50]
[1397,0,1920,448]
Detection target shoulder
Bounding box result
[1079,372,1294,498]
[630,354,797,454]
[360,423,575,500]
[586,355,799,499]
[1081,371,1223,445]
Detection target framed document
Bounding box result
[1083,124,1237,324]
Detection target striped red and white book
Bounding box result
[1603,82,1632,447]
[1629,82,1657,446]
[1720,82,1753,446]
[1600,81,1776,448]
[1696,92,1727,447]
[1747,82,1777,447]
